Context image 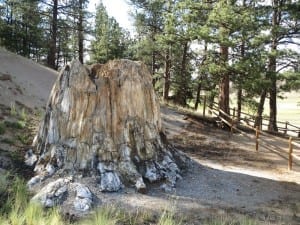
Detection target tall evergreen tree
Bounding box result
[91,1,129,63]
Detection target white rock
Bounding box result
[74,197,92,212]
[99,171,122,192]
[144,162,161,182]
[135,177,146,192]
[27,176,41,188]
[75,183,92,199]
[46,164,55,176]
[24,149,37,166]
[31,178,69,207]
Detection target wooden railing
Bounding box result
[201,98,300,171]
[200,96,300,137]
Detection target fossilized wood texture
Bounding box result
[32,59,185,192]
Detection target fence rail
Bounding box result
[203,98,300,171]
[202,96,300,137]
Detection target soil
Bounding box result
[1,104,300,224]
[59,105,299,224]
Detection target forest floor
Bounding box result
[1,103,299,224]
[84,105,299,224]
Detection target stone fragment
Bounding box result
[31,178,70,207]
[73,183,93,211]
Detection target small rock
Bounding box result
[99,171,122,192]
[27,175,41,189]
[135,177,147,194]
[0,74,12,81]
[46,164,55,176]
[74,183,92,199]
[25,149,37,166]
[31,178,69,207]
[73,183,93,212]
[160,183,174,192]
[74,198,92,212]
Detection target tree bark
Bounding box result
[218,44,230,117]
[163,48,171,100]
[194,80,202,110]
[254,89,267,128]
[78,0,84,64]
[237,88,242,121]
[47,0,58,69]
[195,42,208,111]
[268,0,279,132]
[176,41,188,106]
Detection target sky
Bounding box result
[88,0,135,32]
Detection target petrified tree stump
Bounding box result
[30,59,185,194]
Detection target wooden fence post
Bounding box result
[231,108,236,134]
[255,126,259,152]
[288,137,293,171]
[284,121,288,135]
[203,95,207,117]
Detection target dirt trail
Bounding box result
[100,106,300,224]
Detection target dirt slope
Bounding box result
[0,48,57,109]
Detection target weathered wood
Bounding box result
[203,95,206,117]
[255,126,259,151]
[30,59,186,193]
[288,137,293,171]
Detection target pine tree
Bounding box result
[91,2,129,63]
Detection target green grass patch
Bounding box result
[17,134,30,145]
[204,215,259,225]
[0,122,5,135]
[157,210,180,225]
[4,120,25,129]
[78,206,120,225]
[1,138,15,145]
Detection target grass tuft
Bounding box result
[0,122,5,135]
[4,120,25,129]
[205,215,258,225]
[157,210,179,225]
[78,205,120,225]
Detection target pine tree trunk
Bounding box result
[176,41,188,106]
[47,0,58,69]
[163,48,171,100]
[267,0,279,132]
[237,88,242,121]
[255,89,267,128]
[218,44,230,117]
[237,38,245,122]
[78,0,84,64]
[268,52,278,132]
[195,42,207,111]
[194,80,201,110]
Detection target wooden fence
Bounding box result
[200,96,300,137]
[201,97,300,171]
